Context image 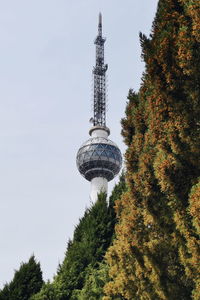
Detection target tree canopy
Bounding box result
[104,0,200,299]
[0,256,43,300]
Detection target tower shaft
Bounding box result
[93,13,108,127]
[90,177,108,202]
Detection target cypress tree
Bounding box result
[59,193,114,298]
[58,182,126,300]
[104,1,200,299]
[70,175,127,300]
[33,192,115,300]
[0,256,43,300]
[33,175,126,300]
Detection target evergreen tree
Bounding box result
[70,175,127,300]
[33,192,115,300]
[58,193,114,298]
[33,175,127,300]
[104,0,200,299]
[0,256,43,300]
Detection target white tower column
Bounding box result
[89,126,110,202]
[90,177,108,202]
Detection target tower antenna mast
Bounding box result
[93,12,108,127]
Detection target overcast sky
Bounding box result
[0,0,158,287]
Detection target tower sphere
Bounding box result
[76,129,122,182]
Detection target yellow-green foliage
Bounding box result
[104,0,200,299]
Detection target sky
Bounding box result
[0,0,158,287]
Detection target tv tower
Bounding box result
[76,13,122,202]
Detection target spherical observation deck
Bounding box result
[76,136,122,182]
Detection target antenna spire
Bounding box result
[98,12,102,36]
[93,13,108,127]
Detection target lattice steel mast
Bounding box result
[93,13,108,127]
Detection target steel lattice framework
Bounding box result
[93,13,108,127]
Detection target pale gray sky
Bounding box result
[0,0,158,287]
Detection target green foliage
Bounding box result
[30,279,64,300]
[71,262,109,300]
[33,176,127,299]
[57,191,124,299]
[0,256,43,300]
[58,193,113,296]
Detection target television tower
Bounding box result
[76,13,122,202]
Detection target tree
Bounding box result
[33,192,117,299]
[57,193,114,298]
[104,0,200,299]
[33,175,127,300]
[70,176,127,300]
[0,256,43,300]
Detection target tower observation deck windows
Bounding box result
[76,137,122,182]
